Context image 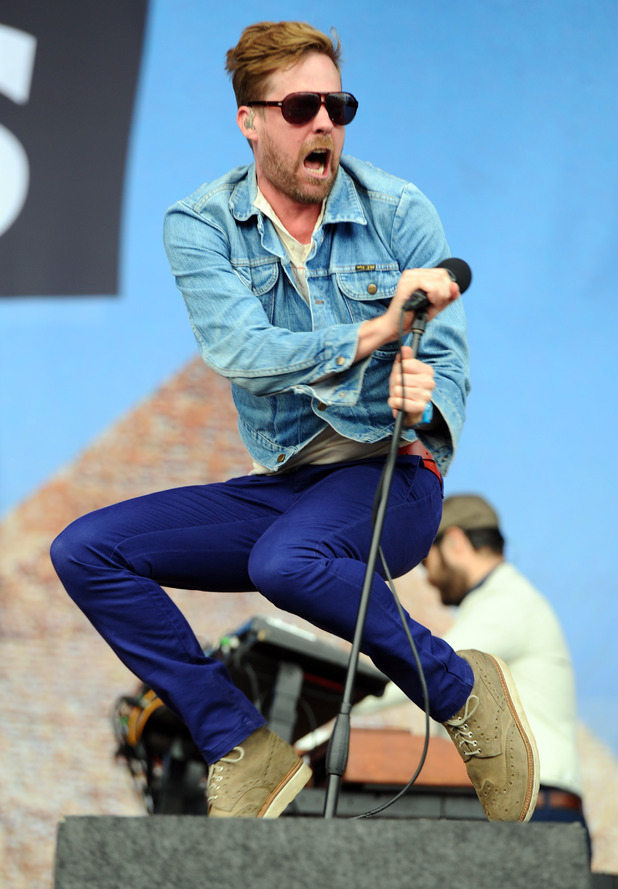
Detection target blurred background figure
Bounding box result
[426,494,590,846]
[361,493,590,849]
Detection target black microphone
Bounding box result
[402,258,472,312]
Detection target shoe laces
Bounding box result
[207,746,245,801]
[444,694,483,756]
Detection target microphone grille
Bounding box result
[437,258,472,294]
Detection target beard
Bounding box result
[437,568,469,606]
[258,131,339,205]
[426,548,469,606]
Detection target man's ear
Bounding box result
[237,106,258,143]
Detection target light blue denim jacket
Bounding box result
[164,156,470,474]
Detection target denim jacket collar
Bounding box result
[228,160,368,228]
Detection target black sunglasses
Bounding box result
[247,91,358,126]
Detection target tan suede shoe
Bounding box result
[207,726,312,818]
[443,649,539,822]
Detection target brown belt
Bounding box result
[398,440,441,484]
[536,789,583,812]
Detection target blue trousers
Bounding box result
[51,455,473,764]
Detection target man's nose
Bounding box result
[312,100,334,132]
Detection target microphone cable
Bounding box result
[352,304,432,819]
[324,258,470,819]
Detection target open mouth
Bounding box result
[303,148,331,177]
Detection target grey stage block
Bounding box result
[54,815,592,889]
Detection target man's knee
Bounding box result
[248,539,311,605]
[50,513,102,587]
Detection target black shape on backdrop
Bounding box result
[0,0,148,297]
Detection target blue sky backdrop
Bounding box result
[1,0,617,753]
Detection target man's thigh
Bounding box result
[92,474,295,591]
[253,457,442,579]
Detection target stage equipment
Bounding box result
[112,615,388,814]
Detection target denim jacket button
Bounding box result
[276,454,286,463]
[336,356,345,366]
[317,402,327,411]
[367,283,377,294]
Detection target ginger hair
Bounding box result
[225,21,342,107]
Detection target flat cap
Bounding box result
[438,494,500,535]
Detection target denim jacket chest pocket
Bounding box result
[336,268,401,358]
[234,258,280,323]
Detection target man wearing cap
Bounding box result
[424,494,590,845]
